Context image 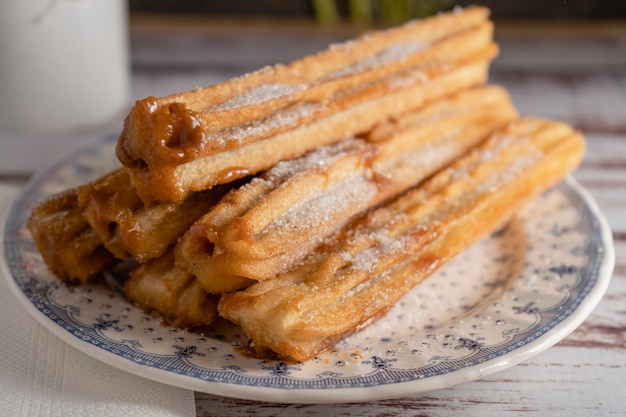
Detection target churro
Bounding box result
[218,117,586,361]
[116,6,496,204]
[124,249,219,329]
[175,85,518,293]
[27,189,115,284]
[27,167,242,283]
[78,169,243,262]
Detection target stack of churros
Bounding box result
[27,6,586,358]
[28,188,116,283]
[27,168,241,284]
[219,117,585,361]
[116,6,497,204]
[174,85,518,293]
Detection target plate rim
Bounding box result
[0,142,615,404]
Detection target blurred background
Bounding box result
[125,0,626,121]
[2,0,625,175]
[129,0,626,22]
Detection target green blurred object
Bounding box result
[312,0,340,24]
[314,0,455,25]
[349,0,374,24]
[378,0,410,23]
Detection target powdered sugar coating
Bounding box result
[205,40,431,147]
[264,170,378,238]
[210,102,322,145]
[326,41,431,80]
[340,231,413,273]
[265,139,368,183]
[211,84,307,112]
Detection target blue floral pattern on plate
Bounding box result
[1,135,614,404]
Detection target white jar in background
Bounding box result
[0,0,130,133]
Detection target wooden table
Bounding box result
[2,16,625,416]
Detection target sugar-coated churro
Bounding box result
[176,85,518,293]
[116,6,496,204]
[124,249,220,329]
[78,169,243,262]
[27,167,243,283]
[218,117,586,361]
[27,189,115,284]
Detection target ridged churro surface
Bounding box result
[26,167,242,283]
[116,6,495,204]
[124,250,220,329]
[218,117,586,361]
[27,188,115,283]
[78,169,243,262]
[175,86,518,292]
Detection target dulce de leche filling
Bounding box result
[116,98,208,203]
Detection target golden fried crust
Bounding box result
[78,169,242,263]
[174,139,377,293]
[27,189,115,284]
[124,249,219,329]
[175,85,518,293]
[218,117,586,362]
[116,7,495,204]
[27,166,242,284]
[77,169,142,259]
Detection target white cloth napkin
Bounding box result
[0,185,196,417]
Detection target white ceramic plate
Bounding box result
[1,135,614,404]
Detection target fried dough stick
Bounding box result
[218,117,586,361]
[116,7,496,204]
[175,86,518,292]
[78,169,242,263]
[27,168,241,283]
[124,249,220,329]
[27,189,115,284]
